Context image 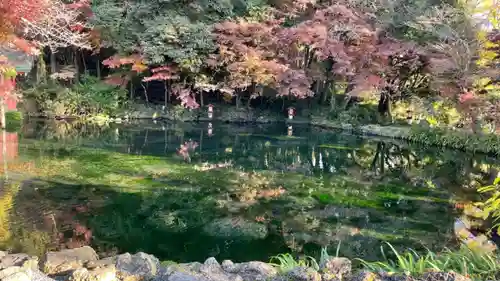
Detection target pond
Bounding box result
[0,120,498,263]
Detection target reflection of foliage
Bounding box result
[5,121,500,263]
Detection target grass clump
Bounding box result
[358,243,500,281]
[270,245,340,273]
[270,253,320,273]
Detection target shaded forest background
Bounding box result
[4,0,498,133]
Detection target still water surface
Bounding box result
[0,120,498,263]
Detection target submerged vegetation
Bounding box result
[0,121,496,266]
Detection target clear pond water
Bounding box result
[0,120,498,263]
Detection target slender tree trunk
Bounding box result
[81,51,87,75]
[321,81,329,104]
[200,90,204,107]
[37,54,47,83]
[387,96,393,123]
[50,49,57,76]
[130,81,134,100]
[73,47,80,83]
[330,81,336,112]
[96,59,101,79]
[164,80,170,108]
[142,82,149,104]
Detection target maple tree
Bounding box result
[208,3,419,111]
[91,0,497,132]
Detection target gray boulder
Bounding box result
[320,257,351,281]
[421,272,472,281]
[199,258,242,281]
[42,246,98,275]
[70,266,116,281]
[155,258,242,281]
[1,271,31,281]
[285,267,321,281]
[0,253,38,270]
[115,252,160,281]
[349,271,382,281]
[0,265,54,281]
[222,261,277,281]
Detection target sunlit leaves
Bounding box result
[102,54,145,71]
[142,65,180,82]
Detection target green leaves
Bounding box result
[92,0,241,70]
[477,177,500,231]
[358,243,500,280]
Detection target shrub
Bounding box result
[477,177,500,233]
[22,76,128,117]
[406,126,500,155]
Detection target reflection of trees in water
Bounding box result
[21,120,500,196]
[13,121,500,260]
[0,179,96,256]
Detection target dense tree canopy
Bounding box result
[92,0,498,114]
[0,0,496,131]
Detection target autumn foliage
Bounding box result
[92,0,497,131]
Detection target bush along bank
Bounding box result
[0,246,492,281]
[310,117,500,155]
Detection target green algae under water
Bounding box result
[0,120,498,263]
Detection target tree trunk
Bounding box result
[35,55,47,84]
[81,51,87,75]
[96,59,101,79]
[167,80,170,108]
[378,92,393,123]
[329,81,336,112]
[50,49,57,76]
[142,82,149,104]
[73,47,80,83]
[321,81,329,104]
[130,81,134,100]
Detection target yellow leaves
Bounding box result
[473,77,493,88]
[131,62,147,73]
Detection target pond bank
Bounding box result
[23,106,500,155]
[0,246,473,281]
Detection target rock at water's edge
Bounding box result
[285,266,321,281]
[42,246,98,275]
[320,257,351,281]
[115,252,160,281]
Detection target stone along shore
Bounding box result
[0,246,472,281]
